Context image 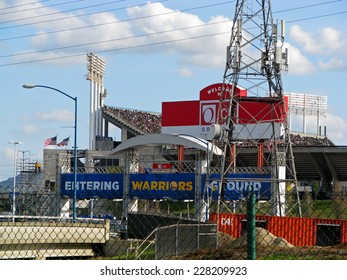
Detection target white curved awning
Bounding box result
[111,133,223,156]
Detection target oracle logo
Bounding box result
[201,104,217,125]
[220,107,228,121]
[200,102,229,125]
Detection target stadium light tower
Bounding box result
[8,141,22,222]
[23,84,78,222]
[214,0,301,218]
[86,53,106,150]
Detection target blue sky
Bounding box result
[0,0,346,181]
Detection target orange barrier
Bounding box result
[210,213,347,246]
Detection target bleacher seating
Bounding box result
[103,106,334,147]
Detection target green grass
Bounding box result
[156,197,347,220]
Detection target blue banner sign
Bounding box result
[60,173,123,199]
[204,173,271,200]
[130,173,195,200]
[60,173,271,200]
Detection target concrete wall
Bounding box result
[0,220,109,259]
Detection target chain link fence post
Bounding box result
[247,185,256,260]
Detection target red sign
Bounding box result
[200,83,247,101]
[161,83,288,140]
[236,97,287,124]
[153,163,172,170]
[161,100,199,126]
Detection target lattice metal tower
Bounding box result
[215,0,301,217]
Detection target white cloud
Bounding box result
[289,112,347,145]
[289,25,347,72]
[319,58,347,71]
[321,113,347,145]
[35,109,74,122]
[3,147,14,164]
[11,50,85,65]
[3,147,13,159]
[8,2,132,65]
[22,124,41,135]
[319,27,346,53]
[178,68,193,77]
[127,2,204,35]
[5,1,232,68]
[290,25,318,54]
[127,3,230,68]
[42,12,133,51]
[286,43,315,75]
[290,25,346,55]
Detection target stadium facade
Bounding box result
[4,80,341,221]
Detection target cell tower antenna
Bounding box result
[213,0,301,217]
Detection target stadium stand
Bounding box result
[290,134,334,147]
[104,106,334,147]
[104,106,162,135]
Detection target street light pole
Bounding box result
[23,84,78,222]
[8,141,22,222]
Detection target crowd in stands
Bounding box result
[290,134,334,147]
[105,106,162,134]
[104,106,334,147]
[237,134,334,148]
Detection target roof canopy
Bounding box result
[111,133,223,156]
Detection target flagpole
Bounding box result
[23,84,78,223]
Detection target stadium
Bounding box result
[1,2,347,260]
[1,77,347,259]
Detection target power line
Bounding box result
[0,0,341,43]
[0,1,233,31]
[0,31,229,67]
[287,10,347,23]
[0,0,126,25]
[0,0,231,39]
[1,0,339,28]
[0,20,231,59]
[0,0,83,16]
[0,0,345,66]
[273,0,343,13]
[0,0,50,12]
[0,0,166,29]
[1,6,345,63]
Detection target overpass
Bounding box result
[0,216,110,259]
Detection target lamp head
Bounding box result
[8,141,23,145]
[22,84,36,89]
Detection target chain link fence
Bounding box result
[1,157,347,260]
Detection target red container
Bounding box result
[210,213,347,247]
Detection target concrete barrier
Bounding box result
[0,219,110,259]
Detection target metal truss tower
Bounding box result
[215,0,301,217]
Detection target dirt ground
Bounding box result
[173,228,347,260]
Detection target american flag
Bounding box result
[44,136,57,146]
[57,137,70,147]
